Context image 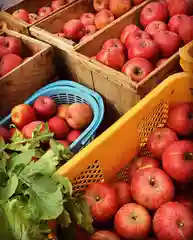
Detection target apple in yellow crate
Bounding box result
[0,36,22,57]
[12,9,30,22]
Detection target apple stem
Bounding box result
[184,152,193,161]
[95,196,100,202]
[149,177,155,186]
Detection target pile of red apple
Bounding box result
[11,0,73,24]
[84,102,193,240]
[94,0,193,82]
[0,36,32,77]
[0,96,93,147]
[54,0,145,43]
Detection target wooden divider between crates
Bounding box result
[0,25,56,117]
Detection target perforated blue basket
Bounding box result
[0,80,104,153]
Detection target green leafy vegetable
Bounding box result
[0,124,93,240]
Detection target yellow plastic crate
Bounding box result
[57,72,193,194]
[179,41,193,74]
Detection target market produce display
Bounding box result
[94,0,193,82]
[82,101,193,240]
[54,0,146,43]
[0,36,28,77]
[11,0,73,24]
[0,96,93,147]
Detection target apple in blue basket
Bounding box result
[33,96,57,120]
[66,103,93,129]
[67,130,81,143]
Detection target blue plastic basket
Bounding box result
[0,80,104,153]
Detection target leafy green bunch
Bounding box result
[0,124,93,240]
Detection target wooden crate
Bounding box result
[30,0,152,48]
[0,22,56,117]
[29,0,153,117]
[75,0,182,98]
[0,0,76,35]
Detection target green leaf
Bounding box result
[0,170,9,188]
[54,175,72,196]
[24,175,63,221]
[3,198,44,240]
[8,150,35,173]
[77,197,94,234]
[58,209,72,228]
[19,149,59,179]
[0,173,18,202]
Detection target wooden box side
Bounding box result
[0,29,55,116]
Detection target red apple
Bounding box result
[140,2,168,28]
[37,7,53,18]
[178,17,193,44]
[167,103,193,136]
[96,47,125,70]
[95,9,115,30]
[153,30,180,57]
[91,231,120,240]
[0,54,23,77]
[22,121,45,138]
[57,104,69,120]
[102,38,125,53]
[93,0,109,12]
[55,32,66,37]
[120,24,140,44]
[153,202,193,240]
[12,9,29,22]
[122,58,154,82]
[66,103,93,129]
[0,36,22,58]
[28,13,39,24]
[112,181,132,207]
[147,127,178,159]
[85,24,97,35]
[109,0,132,18]
[84,183,118,222]
[125,30,150,49]
[33,96,57,119]
[145,20,168,37]
[156,58,168,67]
[168,0,189,16]
[58,140,70,148]
[11,104,36,129]
[51,0,66,11]
[63,19,86,41]
[168,14,189,34]
[163,140,193,182]
[129,156,160,179]
[131,167,175,210]
[175,194,193,212]
[133,0,146,5]
[128,38,159,61]
[114,203,151,239]
[0,126,10,142]
[80,13,95,26]
[48,116,69,139]
[67,130,81,143]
